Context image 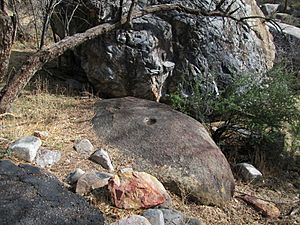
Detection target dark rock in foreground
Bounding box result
[92,97,235,206]
[0,160,105,225]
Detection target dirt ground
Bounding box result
[0,49,299,225]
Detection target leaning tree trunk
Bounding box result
[283,0,288,12]
[0,3,248,113]
[0,20,121,113]
[0,2,16,82]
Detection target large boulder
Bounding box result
[92,97,235,206]
[53,0,275,101]
[0,160,105,225]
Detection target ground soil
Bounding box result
[0,48,299,225]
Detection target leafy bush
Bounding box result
[170,65,300,146]
[214,66,299,140]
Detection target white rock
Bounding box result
[35,149,61,168]
[9,136,42,162]
[268,22,300,40]
[260,4,280,16]
[111,215,151,225]
[120,167,133,173]
[66,168,85,184]
[235,163,262,181]
[74,139,94,156]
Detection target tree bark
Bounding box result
[283,0,288,12]
[0,3,254,113]
[0,2,16,82]
[0,21,121,113]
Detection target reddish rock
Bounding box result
[33,131,49,140]
[108,170,170,209]
[238,194,280,218]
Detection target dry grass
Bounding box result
[0,46,299,223]
[0,93,95,150]
[0,89,299,225]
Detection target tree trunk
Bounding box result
[0,3,247,113]
[283,0,288,12]
[0,20,121,113]
[40,14,50,49]
[0,6,16,82]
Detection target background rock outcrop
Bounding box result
[92,97,235,206]
[53,0,275,101]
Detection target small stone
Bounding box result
[76,171,113,195]
[0,138,10,153]
[160,209,184,225]
[111,215,151,225]
[74,139,94,156]
[234,163,262,182]
[89,148,114,171]
[35,148,61,168]
[9,136,42,162]
[143,209,165,225]
[33,131,49,140]
[66,168,85,184]
[260,4,280,17]
[120,167,133,173]
[185,217,205,225]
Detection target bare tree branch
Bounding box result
[40,0,63,49]
[0,2,276,113]
[125,0,138,28]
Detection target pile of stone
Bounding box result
[4,134,207,225]
[4,128,284,225]
[70,139,171,209]
[111,209,204,225]
[8,131,61,168]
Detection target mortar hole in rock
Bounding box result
[143,117,157,125]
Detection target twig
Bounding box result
[235,190,300,205]
[0,112,20,119]
[124,0,138,28]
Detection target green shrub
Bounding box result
[170,65,300,145]
[215,66,299,139]
[170,92,188,114]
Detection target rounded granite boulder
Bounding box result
[92,97,235,206]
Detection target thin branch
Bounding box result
[126,0,138,26]
[65,2,79,36]
[0,2,277,113]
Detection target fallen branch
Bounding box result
[0,2,272,113]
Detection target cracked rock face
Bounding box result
[53,0,275,101]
